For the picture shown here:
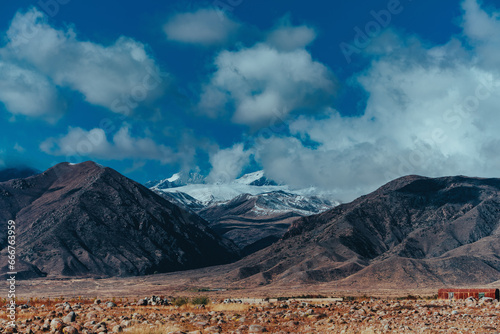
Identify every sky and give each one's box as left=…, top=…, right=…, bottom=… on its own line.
left=1, top=0, right=500, bottom=201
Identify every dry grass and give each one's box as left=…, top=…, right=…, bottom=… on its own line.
left=208, top=303, right=252, bottom=312
left=123, top=324, right=185, bottom=334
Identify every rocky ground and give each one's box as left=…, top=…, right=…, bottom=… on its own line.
left=1, top=295, right=500, bottom=333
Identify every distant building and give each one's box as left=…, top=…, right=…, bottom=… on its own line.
left=438, top=289, right=499, bottom=300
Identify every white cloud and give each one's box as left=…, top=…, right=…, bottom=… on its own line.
left=461, top=0, right=500, bottom=69
left=207, top=144, right=252, bottom=183
left=40, top=126, right=176, bottom=163
left=1, top=7, right=166, bottom=117
left=248, top=0, right=500, bottom=202
left=0, top=61, right=64, bottom=120
left=266, top=16, right=316, bottom=51
left=163, top=8, right=240, bottom=46
left=199, top=43, right=336, bottom=127
left=13, top=143, right=25, bottom=153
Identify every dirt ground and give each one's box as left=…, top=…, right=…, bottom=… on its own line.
left=2, top=294, right=500, bottom=333
left=1, top=275, right=499, bottom=333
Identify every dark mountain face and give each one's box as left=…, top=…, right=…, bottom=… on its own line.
left=0, top=166, right=38, bottom=182
left=227, top=175, right=500, bottom=287
left=0, top=162, right=239, bottom=279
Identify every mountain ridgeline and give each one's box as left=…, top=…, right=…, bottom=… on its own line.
left=224, top=175, right=500, bottom=287
left=148, top=171, right=335, bottom=254
left=2, top=161, right=500, bottom=289
left=0, top=162, right=239, bottom=279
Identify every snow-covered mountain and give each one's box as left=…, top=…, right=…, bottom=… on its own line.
left=145, top=171, right=204, bottom=189
left=233, top=170, right=277, bottom=186
left=148, top=170, right=338, bottom=254
left=149, top=170, right=324, bottom=206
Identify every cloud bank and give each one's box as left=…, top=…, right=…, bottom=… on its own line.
left=207, top=143, right=252, bottom=183
left=207, top=0, right=500, bottom=202
left=40, top=126, right=176, bottom=164
left=0, top=8, right=166, bottom=120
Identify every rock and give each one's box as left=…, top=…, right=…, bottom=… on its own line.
left=106, top=302, right=117, bottom=308
left=4, top=326, right=16, bottom=334
left=204, top=326, right=221, bottom=333
left=112, top=325, right=123, bottom=332
left=195, top=321, right=209, bottom=327
left=63, top=311, right=76, bottom=323
left=51, top=318, right=65, bottom=330
left=249, top=324, right=268, bottom=332
left=466, top=297, right=477, bottom=307
left=86, top=312, right=98, bottom=320
left=62, top=326, right=78, bottom=334
left=120, top=320, right=132, bottom=327
left=479, top=297, right=494, bottom=304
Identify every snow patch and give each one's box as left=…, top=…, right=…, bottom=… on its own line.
left=167, top=172, right=181, bottom=182
left=234, top=170, right=265, bottom=185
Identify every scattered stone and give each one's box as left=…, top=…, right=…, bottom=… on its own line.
left=113, top=325, right=123, bottom=332
left=249, top=324, right=267, bottom=332
left=63, top=311, right=76, bottom=323
left=62, top=326, right=78, bottom=334
left=50, top=318, right=64, bottom=330
left=204, top=325, right=222, bottom=333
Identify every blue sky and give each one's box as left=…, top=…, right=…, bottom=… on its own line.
left=1, top=0, right=500, bottom=200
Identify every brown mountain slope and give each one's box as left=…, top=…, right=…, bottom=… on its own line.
left=0, top=161, right=239, bottom=279
left=221, top=175, right=500, bottom=287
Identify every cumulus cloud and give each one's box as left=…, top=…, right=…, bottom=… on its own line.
left=40, top=126, right=176, bottom=163
left=199, top=43, right=336, bottom=127
left=163, top=8, right=240, bottom=46
left=266, top=16, right=316, bottom=51
left=1, top=7, right=166, bottom=118
left=207, top=144, right=252, bottom=183
left=461, top=0, right=500, bottom=69
left=246, top=0, right=500, bottom=202
left=0, top=61, right=65, bottom=120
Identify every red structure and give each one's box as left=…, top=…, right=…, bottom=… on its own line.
left=438, top=288, right=499, bottom=300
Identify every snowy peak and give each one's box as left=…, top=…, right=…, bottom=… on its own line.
left=149, top=169, right=338, bottom=255
left=234, top=170, right=277, bottom=186
left=146, top=170, right=277, bottom=190
left=145, top=171, right=205, bottom=190
left=167, top=172, right=181, bottom=183
left=148, top=169, right=337, bottom=210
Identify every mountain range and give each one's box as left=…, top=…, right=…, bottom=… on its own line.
left=0, top=162, right=238, bottom=279
left=3, top=162, right=500, bottom=289
left=219, top=175, right=500, bottom=288
left=148, top=170, right=335, bottom=254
